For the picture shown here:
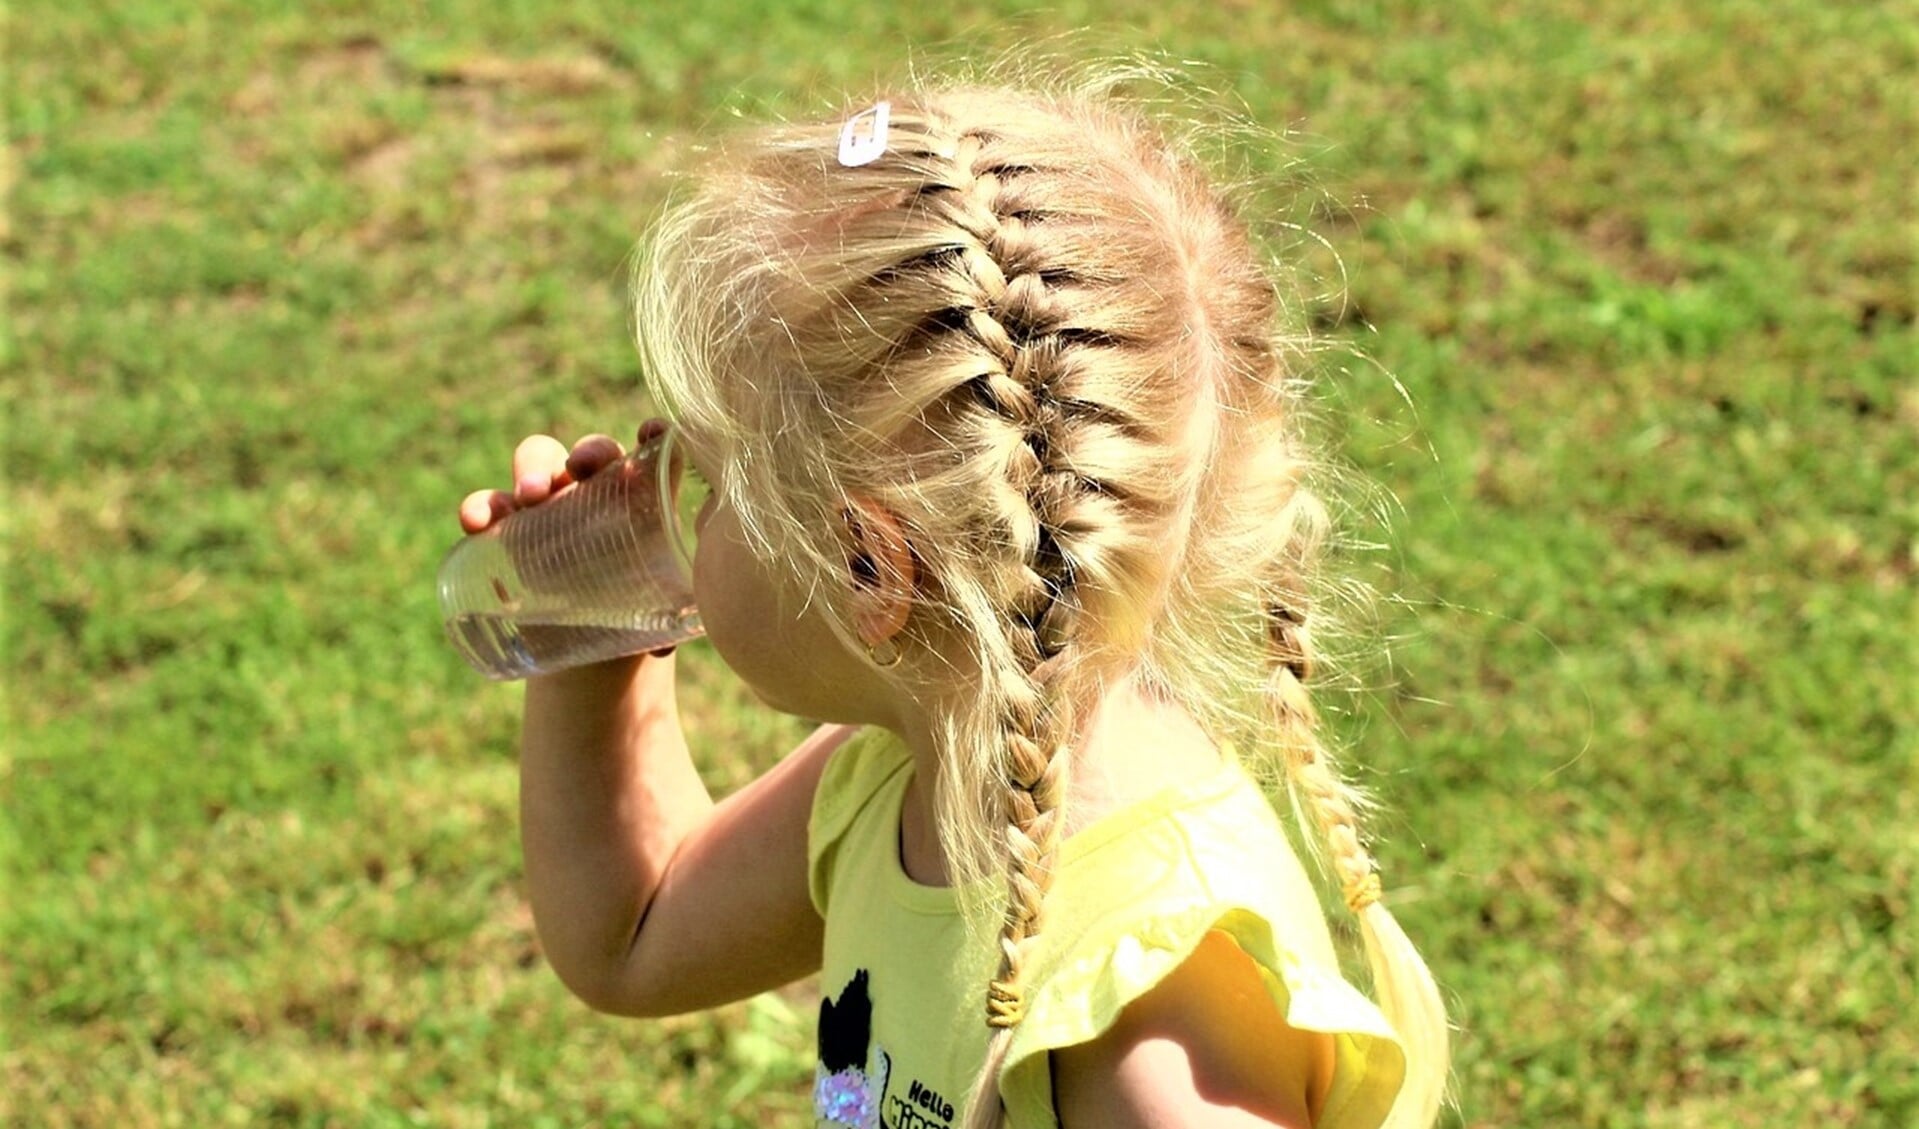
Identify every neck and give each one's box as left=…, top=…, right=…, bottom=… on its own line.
left=891, top=672, right=1220, bottom=886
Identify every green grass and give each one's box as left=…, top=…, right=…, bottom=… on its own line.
left=4, top=2, right=1913, bottom=1126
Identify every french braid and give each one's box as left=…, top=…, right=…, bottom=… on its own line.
left=926, top=130, right=1096, bottom=1125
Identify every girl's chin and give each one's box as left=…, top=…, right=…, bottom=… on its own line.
left=741, top=676, right=885, bottom=729
left=745, top=684, right=797, bottom=714
left=738, top=676, right=828, bottom=720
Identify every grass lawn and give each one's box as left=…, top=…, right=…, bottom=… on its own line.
left=5, top=2, right=1913, bottom=1126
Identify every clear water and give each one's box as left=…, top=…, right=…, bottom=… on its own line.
left=446, top=609, right=701, bottom=681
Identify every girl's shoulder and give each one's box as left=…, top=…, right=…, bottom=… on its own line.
left=805, top=725, right=914, bottom=915
left=808, top=724, right=911, bottom=832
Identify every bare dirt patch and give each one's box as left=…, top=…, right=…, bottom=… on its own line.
left=414, top=51, right=622, bottom=96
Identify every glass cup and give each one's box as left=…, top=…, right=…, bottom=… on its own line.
left=438, top=428, right=705, bottom=680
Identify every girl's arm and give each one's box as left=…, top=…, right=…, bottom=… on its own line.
left=1052, top=931, right=1334, bottom=1129
left=519, top=656, right=847, bottom=1017
left=471, top=432, right=840, bottom=1017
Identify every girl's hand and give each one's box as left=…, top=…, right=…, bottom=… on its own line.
left=456, top=421, right=669, bottom=534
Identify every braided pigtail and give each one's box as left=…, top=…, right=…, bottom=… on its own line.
left=1261, top=590, right=1448, bottom=1129
left=1183, top=303, right=1450, bottom=1124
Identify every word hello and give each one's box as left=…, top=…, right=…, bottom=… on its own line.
left=887, top=1078, right=956, bottom=1127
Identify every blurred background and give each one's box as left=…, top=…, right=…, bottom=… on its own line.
left=4, top=2, right=1912, bottom=1126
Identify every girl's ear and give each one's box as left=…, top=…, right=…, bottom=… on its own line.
left=840, top=496, right=917, bottom=648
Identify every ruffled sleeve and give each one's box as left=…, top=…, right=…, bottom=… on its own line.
left=994, top=767, right=1407, bottom=1129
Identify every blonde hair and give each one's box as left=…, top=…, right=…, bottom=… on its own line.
left=633, top=65, right=1447, bottom=1129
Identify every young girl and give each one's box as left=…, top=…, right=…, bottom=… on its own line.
left=458, top=72, right=1447, bottom=1129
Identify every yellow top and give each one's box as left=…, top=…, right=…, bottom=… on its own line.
left=807, top=726, right=1405, bottom=1129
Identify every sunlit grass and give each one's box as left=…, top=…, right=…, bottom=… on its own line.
left=5, top=2, right=1913, bottom=1126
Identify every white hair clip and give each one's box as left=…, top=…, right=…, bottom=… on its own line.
left=837, top=101, right=891, bottom=168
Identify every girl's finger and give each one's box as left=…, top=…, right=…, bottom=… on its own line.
left=459, top=489, right=515, bottom=534
left=512, top=434, right=572, bottom=506
left=636, top=418, right=669, bottom=446
left=566, top=433, right=626, bottom=481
